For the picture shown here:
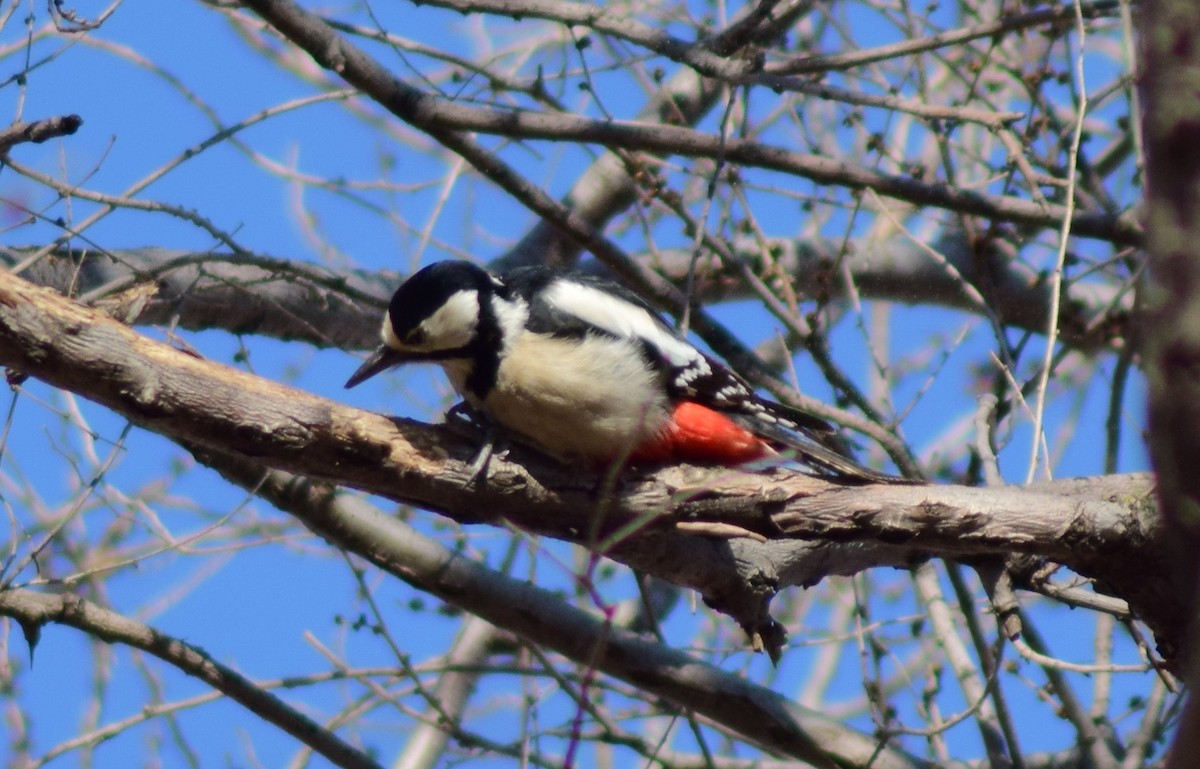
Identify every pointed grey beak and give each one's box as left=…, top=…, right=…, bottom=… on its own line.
left=345, top=346, right=407, bottom=389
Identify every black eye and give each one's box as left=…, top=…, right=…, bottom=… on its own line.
left=404, top=328, right=426, bottom=346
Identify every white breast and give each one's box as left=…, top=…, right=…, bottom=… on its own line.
left=442, top=332, right=670, bottom=462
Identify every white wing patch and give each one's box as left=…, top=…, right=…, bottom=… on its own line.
left=544, top=280, right=708, bottom=372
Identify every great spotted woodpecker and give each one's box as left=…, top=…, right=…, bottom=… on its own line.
left=345, top=260, right=898, bottom=482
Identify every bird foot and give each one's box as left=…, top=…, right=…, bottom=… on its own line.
left=444, top=402, right=508, bottom=488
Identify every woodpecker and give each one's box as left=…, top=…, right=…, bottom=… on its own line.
left=345, top=260, right=898, bottom=483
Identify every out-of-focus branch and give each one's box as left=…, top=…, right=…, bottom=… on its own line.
left=0, top=589, right=385, bottom=769
left=770, top=0, right=1118, bottom=74
left=599, top=234, right=1132, bottom=354
left=239, top=0, right=1139, bottom=246
left=0, top=114, right=82, bottom=152
left=391, top=616, right=499, bottom=769
left=494, top=0, right=811, bottom=271
left=5, top=246, right=390, bottom=350
left=410, top=0, right=1021, bottom=126
left=187, top=447, right=930, bottom=769
left=1141, top=0, right=1200, bottom=762
left=3, top=233, right=1130, bottom=369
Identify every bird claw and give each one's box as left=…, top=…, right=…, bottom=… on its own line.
left=445, top=402, right=507, bottom=488
left=445, top=401, right=484, bottom=429
left=464, top=432, right=499, bottom=488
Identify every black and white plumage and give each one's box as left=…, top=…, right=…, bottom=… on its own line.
left=345, top=260, right=898, bottom=482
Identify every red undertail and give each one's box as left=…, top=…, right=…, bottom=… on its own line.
left=629, top=402, right=769, bottom=465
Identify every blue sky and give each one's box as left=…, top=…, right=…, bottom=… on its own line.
left=0, top=0, right=1156, bottom=766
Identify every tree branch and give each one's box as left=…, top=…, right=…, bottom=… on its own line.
left=0, top=588, right=385, bottom=769
left=492, top=0, right=807, bottom=272
left=239, top=0, right=1139, bottom=246
left=6, top=246, right=389, bottom=350
left=0, top=114, right=82, bottom=152
left=409, top=0, right=1021, bottom=126
left=0, top=264, right=1176, bottom=666
left=187, top=448, right=931, bottom=769
left=1142, top=0, right=1200, bottom=759
left=3, top=231, right=1129, bottom=377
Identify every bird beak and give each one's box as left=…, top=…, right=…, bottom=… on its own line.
left=345, top=346, right=407, bottom=389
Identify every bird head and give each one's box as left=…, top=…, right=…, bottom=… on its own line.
left=345, top=261, right=502, bottom=389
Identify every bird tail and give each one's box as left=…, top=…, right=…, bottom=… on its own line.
left=729, top=401, right=912, bottom=484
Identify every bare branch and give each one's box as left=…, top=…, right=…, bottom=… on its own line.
left=186, top=448, right=931, bottom=769
left=0, top=588, right=385, bottom=769
left=0, top=114, right=82, bottom=152
left=0, top=263, right=1176, bottom=666
left=413, top=0, right=1022, bottom=125
left=2, top=234, right=1132, bottom=360
left=770, top=0, right=1119, bottom=75
left=239, top=0, right=1140, bottom=246
left=5, top=246, right=389, bottom=350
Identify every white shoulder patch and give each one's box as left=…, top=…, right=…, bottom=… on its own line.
left=544, top=280, right=704, bottom=369
left=490, top=294, right=529, bottom=353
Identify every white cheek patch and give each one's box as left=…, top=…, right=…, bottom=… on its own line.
left=383, top=289, right=479, bottom=353
left=382, top=315, right=401, bottom=348
left=419, top=289, right=479, bottom=351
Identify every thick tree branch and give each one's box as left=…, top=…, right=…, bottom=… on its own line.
left=4, top=234, right=1129, bottom=371
left=1142, top=0, right=1200, bottom=760
left=188, top=449, right=930, bottom=769
left=6, top=246, right=388, bottom=350
left=5, top=244, right=925, bottom=478
left=0, top=268, right=1176, bottom=665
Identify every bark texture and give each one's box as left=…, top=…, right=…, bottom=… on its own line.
left=0, top=269, right=1176, bottom=666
